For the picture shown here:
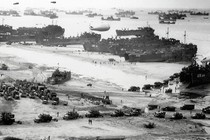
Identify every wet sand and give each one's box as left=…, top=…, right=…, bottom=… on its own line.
left=0, top=44, right=188, bottom=89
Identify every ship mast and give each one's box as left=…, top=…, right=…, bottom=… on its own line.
left=184, top=30, right=186, bottom=44
left=166, top=27, right=169, bottom=39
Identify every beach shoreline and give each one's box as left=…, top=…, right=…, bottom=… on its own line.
left=0, top=43, right=188, bottom=90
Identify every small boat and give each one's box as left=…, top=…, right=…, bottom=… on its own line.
left=159, top=20, right=176, bottom=24
left=86, top=14, right=95, bottom=18
left=130, top=16, right=139, bottom=19
left=49, top=14, right=58, bottom=19
left=12, top=14, right=21, bottom=17
left=66, top=11, right=83, bottom=15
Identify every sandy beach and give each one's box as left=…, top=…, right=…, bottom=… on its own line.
left=0, top=43, right=210, bottom=140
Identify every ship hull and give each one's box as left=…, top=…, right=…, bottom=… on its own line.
left=116, top=27, right=154, bottom=36
left=83, top=27, right=197, bottom=63
left=125, top=53, right=165, bottom=62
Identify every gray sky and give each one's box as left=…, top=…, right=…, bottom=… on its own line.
left=1, top=0, right=210, bottom=9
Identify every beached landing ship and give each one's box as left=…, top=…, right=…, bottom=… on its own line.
left=116, top=27, right=154, bottom=36
left=2, top=24, right=101, bottom=46
left=0, top=25, right=14, bottom=42
left=179, top=58, right=210, bottom=88
left=83, top=27, right=197, bottom=63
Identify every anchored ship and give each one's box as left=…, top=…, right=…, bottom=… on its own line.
left=115, top=10, right=135, bottom=18
left=159, top=14, right=176, bottom=24
left=190, top=11, right=209, bottom=16
left=65, top=11, right=83, bottom=15
left=148, top=11, right=164, bottom=15
left=101, top=16, right=121, bottom=21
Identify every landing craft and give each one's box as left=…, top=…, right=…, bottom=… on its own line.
left=90, top=24, right=110, bottom=32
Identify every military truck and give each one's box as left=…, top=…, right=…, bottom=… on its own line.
left=0, top=112, right=15, bottom=125
left=128, top=86, right=140, bottom=92
left=63, top=111, right=80, bottom=120
left=52, top=97, right=59, bottom=105
left=171, top=112, right=184, bottom=120
left=0, top=64, right=8, bottom=70
left=191, top=113, right=206, bottom=119
left=180, top=104, right=195, bottom=110
left=48, top=92, right=57, bottom=100
left=111, top=110, right=124, bottom=117
left=165, top=88, right=172, bottom=93
left=85, top=110, right=103, bottom=118
left=154, top=111, right=166, bottom=118
left=202, top=106, right=210, bottom=114
left=4, top=95, right=13, bottom=101
left=34, top=114, right=52, bottom=123
left=20, top=92, right=27, bottom=98
left=148, top=104, right=158, bottom=110
left=12, top=90, right=20, bottom=99
left=162, top=106, right=176, bottom=111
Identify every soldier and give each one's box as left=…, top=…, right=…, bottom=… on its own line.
left=88, top=119, right=92, bottom=125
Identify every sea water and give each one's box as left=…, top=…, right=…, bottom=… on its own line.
left=0, top=8, right=210, bottom=89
